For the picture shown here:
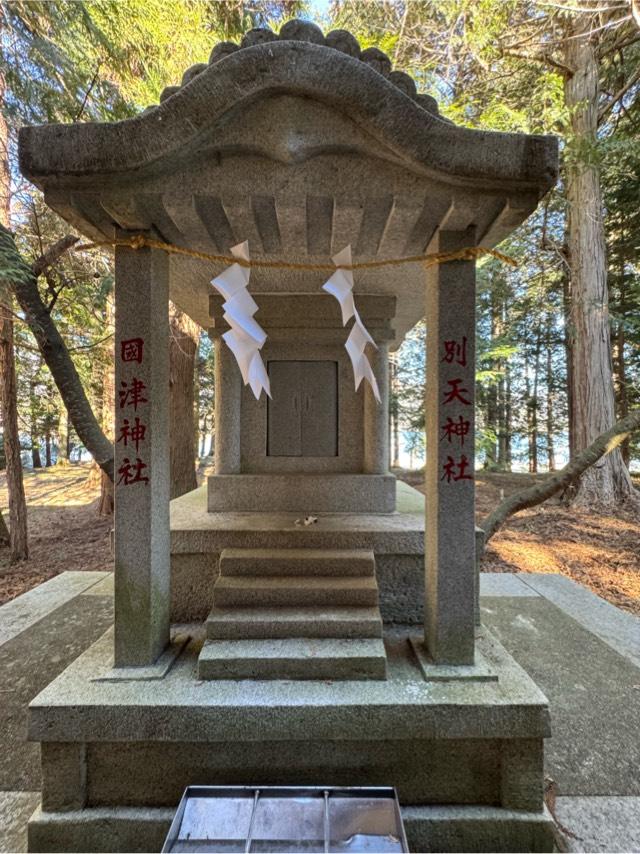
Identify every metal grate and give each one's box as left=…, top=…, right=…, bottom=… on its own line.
left=162, top=786, right=409, bottom=854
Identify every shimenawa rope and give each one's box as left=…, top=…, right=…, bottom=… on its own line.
left=76, top=234, right=517, bottom=271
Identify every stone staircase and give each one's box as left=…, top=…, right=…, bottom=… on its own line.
left=197, top=548, right=387, bottom=680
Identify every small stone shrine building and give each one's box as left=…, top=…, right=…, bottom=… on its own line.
left=19, top=21, right=558, bottom=854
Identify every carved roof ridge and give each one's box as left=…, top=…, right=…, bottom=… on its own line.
left=151, top=19, right=441, bottom=118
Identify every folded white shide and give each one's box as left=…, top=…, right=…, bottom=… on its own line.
left=210, top=241, right=271, bottom=400
left=323, top=245, right=381, bottom=403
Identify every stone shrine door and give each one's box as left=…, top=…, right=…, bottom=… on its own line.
left=267, top=360, right=338, bottom=457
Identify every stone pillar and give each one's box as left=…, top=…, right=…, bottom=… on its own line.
left=424, top=228, right=476, bottom=665
left=114, top=240, right=170, bottom=666
left=214, top=337, right=242, bottom=474
left=363, top=342, right=390, bottom=474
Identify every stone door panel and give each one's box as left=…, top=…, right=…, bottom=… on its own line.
left=267, top=361, right=338, bottom=457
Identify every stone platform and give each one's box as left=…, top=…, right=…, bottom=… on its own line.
left=207, top=473, right=397, bottom=513
left=3, top=571, right=639, bottom=853
left=26, top=623, right=552, bottom=852
left=171, top=480, right=485, bottom=624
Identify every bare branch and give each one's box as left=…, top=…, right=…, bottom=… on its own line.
left=32, top=234, right=79, bottom=277
left=480, top=409, right=640, bottom=542
left=598, top=64, right=640, bottom=122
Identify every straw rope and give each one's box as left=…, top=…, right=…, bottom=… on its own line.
left=76, top=233, right=517, bottom=271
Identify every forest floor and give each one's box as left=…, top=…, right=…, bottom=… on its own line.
left=398, top=467, right=640, bottom=615
left=0, top=463, right=638, bottom=614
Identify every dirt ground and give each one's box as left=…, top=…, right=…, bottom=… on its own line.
left=399, top=468, right=640, bottom=615
left=0, top=463, right=638, bottom=615
left=0, top=465, right=112, bottom=605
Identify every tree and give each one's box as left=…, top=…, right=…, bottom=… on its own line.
left=0, top=58, right=28, bottom=560
left=333, top=0, right=640, bottom=495
left=481, top=408, right=640, bottom=541
left=561, top=7, right=639, bottom=506
left=1, top=1, right=307, bottom=518
left=169, top=305, right=199, bottom=499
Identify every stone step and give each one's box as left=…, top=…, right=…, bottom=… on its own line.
left=220, top=548, right=375, bottom=577
left=197, top=637, right=387, bottom=681
left=213, top=575, right=379, bottom=608
left=206, top=605, right=383, bottom=640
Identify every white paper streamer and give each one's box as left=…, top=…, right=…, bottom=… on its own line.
left=211, top=241, right=271, bottom=400
left=322, top=245, right=381, bottom=403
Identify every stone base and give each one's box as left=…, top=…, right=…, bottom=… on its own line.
left=28, top=804, right=555, bottom=853
left=207, top=473, right=396, bottom=513
left=27, top=626, right=553, bottom=853
left=171, top=481, right=484, bottom=624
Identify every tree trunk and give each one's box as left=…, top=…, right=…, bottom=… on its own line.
left=169, top=304, right=199, bottom=499
left=525, top=363, right=536, bottom=473
left=0, top=68, right=28, bottom=561
left=613, top=247, right=630, bottom=467
left=44, top=428, right=52, bottom=466
left=0, top=227, right=114, bottom=481
left=0, top=509, right=9, bottom=546
left=615, top=322, right=630, bottom=467
left=529, top=331, right=542, bottom=474
left=98, top=291, right=114, bottom=515
left=563, top=21, right=637, bottom=506
left=561, top=261, right=575, bottom=461
left=199, top=413, right=208, bottom=459
left=485, top=290, right=500, bottom=469
left=389, top=355, right=400, bottom=467
left=505, top=362, right=512, bottom=470
left=546, top=327, right=556, bottom=472
left=57, top=407, right=70, bottom=465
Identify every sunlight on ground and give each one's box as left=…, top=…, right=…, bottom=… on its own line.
left=0, top=465, right=99, bottom=509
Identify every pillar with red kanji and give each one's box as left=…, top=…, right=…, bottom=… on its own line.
left=424, top=228, right=477, bottom=665
left=114, top=238, right=170, bottom=667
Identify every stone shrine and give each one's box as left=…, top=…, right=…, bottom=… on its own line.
left=19, top=20, right=558, bottom=853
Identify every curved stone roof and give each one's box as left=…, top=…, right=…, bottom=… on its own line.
left=17, top=20, right=558, bottom=340
left=151, top=20, right=441, bottom=118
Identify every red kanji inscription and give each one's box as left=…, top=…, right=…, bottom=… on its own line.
left=121, top=338, right=144, bottom=364
left=441, top=454, right=474, bottom=483
left=119, top=378, right=148, bottom=411
left=117, top=417, right=147, bottom=453
left=442, top=378, right=471, bottom=407
left=117, top=456, right=149, bottom=486
left=441, top=416, right=470, bottom=447
left=442, top=336, right=467, bottom=367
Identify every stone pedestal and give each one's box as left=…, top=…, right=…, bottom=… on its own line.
left=26, top=626, right=554, bottom=853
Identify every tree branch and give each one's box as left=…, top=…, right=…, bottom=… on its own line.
left=598, top=65, right=640, bottom=123
left=0, top=225, right=114, bottom=480
left=480, top=409, right=640, bottom=542
left=500, top=47, right=574, bottom=77
left=32, top=234, right=79, bottom=277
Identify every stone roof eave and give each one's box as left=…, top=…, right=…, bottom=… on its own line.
left=19, top=41, right=558, bottom=198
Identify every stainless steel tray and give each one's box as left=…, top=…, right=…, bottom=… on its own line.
left=162, top=785, right=409, bottom=853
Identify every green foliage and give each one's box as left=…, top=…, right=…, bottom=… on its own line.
left=332, top=0, right=639, bottom=472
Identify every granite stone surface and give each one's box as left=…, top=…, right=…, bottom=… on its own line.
left=554, top=796, right=640, bottom=853
left=0, top=572, right=108, bottom=647
left=28, top=626, right=550, bottom=745
left=3, top=572, right=638, bottom=853
left=0, top=791, right=40, bottom=854
left=481, top=596, right=640, bottom=796
left=0, top=591, right=113, bottom=791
